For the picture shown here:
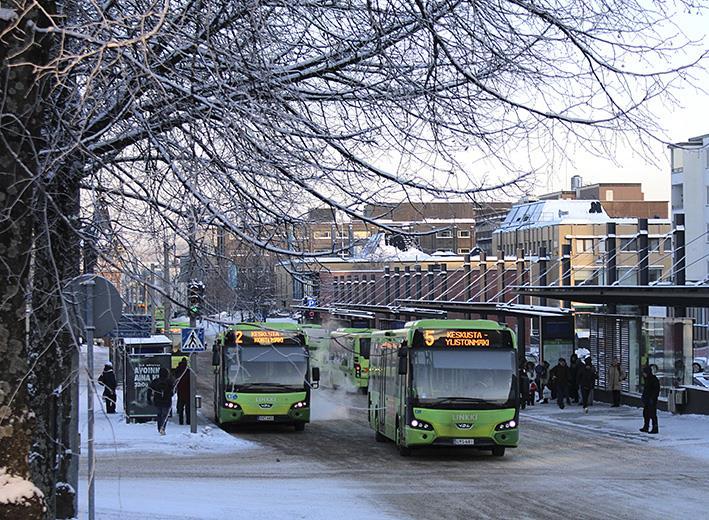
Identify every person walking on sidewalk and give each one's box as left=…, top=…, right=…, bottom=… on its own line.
left=550, top=358, right=571, bottom=409
left=609, top=358, right=626, bottom=407
left=640, top=365, right=660, bottom=434
left=148, top=367, right=175, bottom=435
left=174, top=357, right=191, bottom=425
left=569, top=354, right=581, bottom=403
left=519, top=367, right=530, bottom=410
left=98, top=363, right=117, bottom=414
left=534, top=361, right=547, bottom=403
left=579, top=357, right=596, bottom=413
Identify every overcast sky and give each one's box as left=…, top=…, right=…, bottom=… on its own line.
left=542, top=8, right=708, bottom=202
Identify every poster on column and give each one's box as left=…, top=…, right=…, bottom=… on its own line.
left=124, top=353, right=172, bottom=420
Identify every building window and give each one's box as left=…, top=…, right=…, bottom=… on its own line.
left=353, top=230, right=370, bottom=239
left=671, top=147, right=684, bottom=173
left=576, top=238, right=594, bottom=253
left=605, top=190, right=614, bottom=201
left=458, top=230, right=471, bottom=239
left=706, top=185, right=709, bottom=205
left=436, top=230, right=453, bottom=239
left=458, top=248, right=470, bottom=254
left=620, top=238, right=637, bottom=251
left=649, top=268, right=663, bottom=284
left=313, top=230, right=331, bottom=239
left=662, top=237, right=672, bottom=253
left=649, top=238, right=660, bottom=252
left=617, top=267, right=638, bottom=285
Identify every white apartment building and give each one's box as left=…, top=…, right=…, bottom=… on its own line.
left=670, top=133, right=709, bottom=283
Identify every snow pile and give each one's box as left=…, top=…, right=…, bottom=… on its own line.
left=0, top=468, right=43, bottom=506
left=359, top=233, right=435, bottom=262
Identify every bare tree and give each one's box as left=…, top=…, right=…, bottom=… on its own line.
left=1, top=0, right=706, bottom=517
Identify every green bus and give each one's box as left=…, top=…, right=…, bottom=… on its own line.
left=368, top=319, right=518, bottom=456
left=328, top=328, right=373, bottom=394
left=212, top=322, right=320, bottom=431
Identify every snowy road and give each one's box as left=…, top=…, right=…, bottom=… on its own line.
left=81, top=354, right=709, bottom=519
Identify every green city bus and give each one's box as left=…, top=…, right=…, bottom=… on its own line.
left=368, top=319, right=518, bottom=456
left=328, top=328, right=373, bottom=394
left=212, top=322, right=320, bottom=431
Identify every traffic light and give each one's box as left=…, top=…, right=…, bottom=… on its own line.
left=187, top=280, right=205, bottom=318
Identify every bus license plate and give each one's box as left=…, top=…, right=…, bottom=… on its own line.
left=453, top=438, right=476, bottom=446
left=257, top=415, right=275, bottom=421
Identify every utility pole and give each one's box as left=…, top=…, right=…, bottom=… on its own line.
left=163, top=242, right=171, bottom=330
left=188, top=212, right=199, bottom=434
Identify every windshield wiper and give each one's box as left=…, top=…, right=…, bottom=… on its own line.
left=427, top=397, right=488, bottom=405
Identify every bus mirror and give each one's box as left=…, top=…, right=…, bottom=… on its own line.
left=312, top=366, right=320, bottom=382
left=212, top=344, right=220, bottom=366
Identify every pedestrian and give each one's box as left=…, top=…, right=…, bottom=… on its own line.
left=640, top=365, right=660, bottom=434
left=569, top=354, right=581, bottom=403
left=519, top=367, right=530, bottom=410
left=525, top=362, right=536, bottom=407
left=98, top=363, right=117, bottom=414
left=534, top=361, right=546, bottom=402
left=608, top=357, right=626, bottom=407
left=174, top=357, right=191, bottom=425
left=550, top=358, right=571, bottom=409
left=579, top=357, right=596, bottom=413
left=541, top=361, right=550, bottom=403
left=148, top=367, right=175, bottom=435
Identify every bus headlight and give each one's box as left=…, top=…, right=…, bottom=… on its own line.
left=495, top=419, right=517, bottom=431
left=224, top=401, right=241, bottom=409
left=291, top=401, right=308, bottom=409
left=410, top=419, right=433, bottom=430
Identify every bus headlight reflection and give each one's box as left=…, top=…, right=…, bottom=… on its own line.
left=410, top=419, right=432, bottom=430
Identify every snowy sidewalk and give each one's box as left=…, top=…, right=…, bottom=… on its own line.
left=521, top=398, right=709, bottom=461
left=79, top=345, right=254, bottom=455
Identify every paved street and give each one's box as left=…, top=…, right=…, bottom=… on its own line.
left=84, top=374, right=709, bottom=519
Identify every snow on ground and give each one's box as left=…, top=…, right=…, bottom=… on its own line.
left=78, top=477, right=400, bottom=520
left=522, top=399, right=709, bottom=461
left=80, top=346, right=254, bottom=455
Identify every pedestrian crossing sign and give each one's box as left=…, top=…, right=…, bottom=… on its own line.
left=181, top=327, right=206, bottom=352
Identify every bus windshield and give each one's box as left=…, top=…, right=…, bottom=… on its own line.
left=224, top=345, right=308, bottom=391
left=412, top=349, right=515, bottom=407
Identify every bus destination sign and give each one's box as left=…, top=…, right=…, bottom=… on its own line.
left=233, top=329, right=302, bottom=346
left=422, top=329, right=493, bottom=348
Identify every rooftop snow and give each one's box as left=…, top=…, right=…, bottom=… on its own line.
left=498, top=199, right=612, bottom=231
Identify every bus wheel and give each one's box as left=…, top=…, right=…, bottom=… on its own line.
left=491, top=446, right=505, bottom=457
left=359, top=387, right=368, bottom=395
left=294, top=422, right=305, bottom=432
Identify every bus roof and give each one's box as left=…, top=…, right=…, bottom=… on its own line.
left=226, top=322, right=303, bottom=332
left=403, top=319, right=510, bottom=330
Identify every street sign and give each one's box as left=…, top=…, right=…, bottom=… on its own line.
left=63, top=274, right=121, bottom=337
left=181, top=327, right=206, bottom=352
left=107, top=314, right=152, bottom=338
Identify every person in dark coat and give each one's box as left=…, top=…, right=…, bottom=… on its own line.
left=519, top=367, right=530, bottom=410
left=148, top=367, right=175, bottom=435
left=174, top=357, right=191, bottom=425
left=640, top=365, right=660, bottom=434
left=534, top=361, right=548, bottom=403
left=550, top=358, right=570, bottom=409
left=578, top=357, right=597, bottom=413
left=569, top=354, right=581, bottom=403
left=98, top=363, right=117, bottom=414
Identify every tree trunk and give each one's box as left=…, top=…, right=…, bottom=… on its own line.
left=0, top=1, right=54, bottom=517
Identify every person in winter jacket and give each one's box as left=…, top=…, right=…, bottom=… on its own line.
left=174, top=357, right=191, bottom=425
left=519, top=367, right=530, bottom=410
left=608, top=357, right=626, bottom=407
left=569, top=354, right=581, bottom=403
left=578, top=357, right=597, bottom=413
left=549, top=358, right=571, bottom=409
left=98, top=363, right=117, bottom=414
left=148, top=367, right=175, bottom=435
left=640, top=365, right=660, bottom=434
